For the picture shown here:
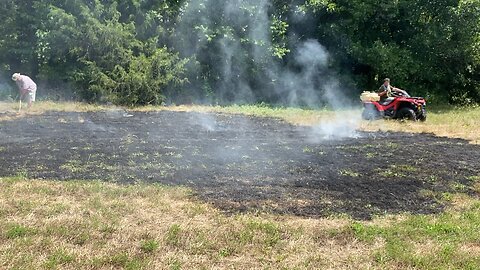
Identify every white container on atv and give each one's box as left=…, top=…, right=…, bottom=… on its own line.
left=360, top=91, right=380, bottom=102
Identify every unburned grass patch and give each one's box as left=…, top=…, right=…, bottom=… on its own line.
left=5, top=224, right=35, bottom=239
left=0, top=177, right=373, bottom=269
left=347, top=205, right=480, bottom=269
left=467, top=175, right=480, bottom=182
left=165, top=224, right=182, bottom=247
left=140, top=239, right=160, bottom=253
left=1, top=177, right=479, bottom=269
left=44, top=249, right=75, bottom=269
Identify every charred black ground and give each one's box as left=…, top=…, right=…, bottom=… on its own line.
left=1, top=111, right=479, bottom=219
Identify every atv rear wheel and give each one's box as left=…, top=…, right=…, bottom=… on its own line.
left=397, top=107, right=417, bottom=121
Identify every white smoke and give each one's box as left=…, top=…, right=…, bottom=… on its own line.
left=177, top=0, right=360, bottom=140
left=276, top=40, right=361, bottom=140
left=0, top=73, right=15, bottom=101
left=275, top=39, right=330, bottom=107
left=308, top=113, right=361, bottom=142
left=191, top=112, right=218, bottom=131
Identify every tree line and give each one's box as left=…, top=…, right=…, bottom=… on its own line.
left=0, top=0, right=479, bottom=106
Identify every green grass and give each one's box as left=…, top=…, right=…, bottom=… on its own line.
left=339, top=169, right=361, bottom=177
left=6, top=224, right=34, bottom=239
left=467, top=175, right=480, bottom=181
left=349, top=204, right=480, bottom=269
left=44, top=249, right=75, bottom=269
left=140, top=239, right=160, bottom=253
left=377, top=164, right=421, bottom=178
left=165, top=224, right=181, bottom=247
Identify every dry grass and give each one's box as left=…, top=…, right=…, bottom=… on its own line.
left=459, top=243, right=480, bottom=256
left=1, top=177, right=479, bottom=269
left=0, top=101, right=105, bottom=121
left=0, top=178, right=378, bottom=269
left=0, top=100, right=105, bottom=113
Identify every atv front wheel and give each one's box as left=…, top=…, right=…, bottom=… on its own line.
left=418, top=108, right=427, bottom=122
left=397, top=107, right=417, bottom=121
left=418, top=113, right=427, bottom=122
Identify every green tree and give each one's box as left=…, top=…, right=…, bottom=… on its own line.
left=301, top=0, right=480, bottom=103
left=0, top=0, right=478, bottom=105
left=0, top=0, right=46, bottom=75
left=37, top=0, right=187, bottom=104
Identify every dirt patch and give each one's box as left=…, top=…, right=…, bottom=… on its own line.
left=1, top=111, right=479, bottom=219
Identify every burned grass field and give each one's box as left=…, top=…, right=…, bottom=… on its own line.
left=1, top=110, right=479, bottom=219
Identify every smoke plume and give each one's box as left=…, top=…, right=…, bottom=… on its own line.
left=176, top=0, right=360, bottom=139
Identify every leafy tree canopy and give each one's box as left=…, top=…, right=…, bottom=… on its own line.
left=0, top=0, right=478, bottom=105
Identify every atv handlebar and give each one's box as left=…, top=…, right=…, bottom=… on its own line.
left=390, top=89, right=410, bottom=98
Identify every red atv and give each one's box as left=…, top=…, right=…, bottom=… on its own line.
left=361, top=91, right=427, bottom=121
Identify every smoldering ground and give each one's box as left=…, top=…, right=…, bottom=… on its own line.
left=1, top=111, right=480, bottom=219
left=3, top=0, right=469, bottom=221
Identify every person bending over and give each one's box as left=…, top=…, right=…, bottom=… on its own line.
left=12, top=73, right=37, bottom=109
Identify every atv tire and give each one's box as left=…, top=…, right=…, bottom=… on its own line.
left=418, top=109, right=427, bottom=122
left=397, top=107, right=417, bottom=121
left=418, top=113, right=427, bottom=122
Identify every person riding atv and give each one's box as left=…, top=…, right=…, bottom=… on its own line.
left=378, top=78, right=409, bottom=103
left=360, top=78, right=427, bottom=121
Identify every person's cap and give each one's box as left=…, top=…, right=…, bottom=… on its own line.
left=384, top=78, right=390, bottom=82
left=12, top=73, right=21, bottom=81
